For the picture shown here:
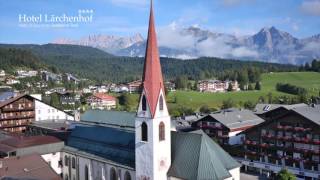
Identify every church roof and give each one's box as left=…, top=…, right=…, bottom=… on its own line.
left=65, top=125, right=135, bottom=168
left=142, top=1, right=165, bottom=118
left=168, top=130, right=241, bottom=180
left=81, top=110, right=135, bottom=129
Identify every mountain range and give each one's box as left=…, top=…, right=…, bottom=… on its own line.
left=53, top=26, right=320, bottom=65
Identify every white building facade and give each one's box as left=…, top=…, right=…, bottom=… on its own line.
left=35, top=99, right=74, bottom=121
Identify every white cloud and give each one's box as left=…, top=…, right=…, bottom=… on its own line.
left=301, top=0, right=320, bottom=16
left=157, top=22, right=259, bottom=59
left=222, top=0, right=255, bottom=7
left=157, top=22, right=196, bottom=50
left=109, top=0, right=148, bottom=8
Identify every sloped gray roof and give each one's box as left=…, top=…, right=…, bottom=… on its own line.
left=65, top=125, right=135, bottom=168
left=254, top=103, right=307, bottom=114
left=292, top=105, right=320, bottom=125
left=168, top=130, right=240, bottom=180
left=80, top=110, right=135, bottom=129
left=207, top=109, right=264, bottom=130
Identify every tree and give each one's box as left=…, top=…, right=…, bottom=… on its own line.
left=248, top=84, right=254, bottom=91
left=227, top=82, right=233, bottom=92
left=255, top=81, right=261, bottom=90
left=221, top=98, right=235, bottom=109
left=237, top=70, right=249, bottom=90
left=276, top=169, right=296, bottom=180
left=304, top=62, right=310, bottom=71
left=193, top=80, right=198, bottom=91
left=175, top=76, right=188, bottom=90
left=50, top=93, right=61, bottom=108
left=267, top=92, right=273, bottom=103
left=199, top=105, right=211, bottom=114
left=244, top=101, right=256, bottom=110
left=118, top=93, right=136, bottom=111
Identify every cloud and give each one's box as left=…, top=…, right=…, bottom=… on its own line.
left=157, top=22, right=259, bottom=59
left=109, top=0, right=148, bottom=8
left=222, top=0, right=255, bottom=7
left=301, top=0, right=320, bottom=16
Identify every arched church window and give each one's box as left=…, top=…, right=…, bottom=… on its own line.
left=85, top=165, right=89, bottom=180
left=72, top=157, right=75, bottom=169
left=159, top=95, right=164, bottom=111
left=124, top=171, right=131, bottom=180
left=110, top=167, right=117, bottom=180
left=159, top=122, right=165, bottom=141
left=141, top=122, right=148, bottom=142
left=142, top=95, right=147, bottom=111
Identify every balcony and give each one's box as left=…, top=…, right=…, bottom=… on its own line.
left=0, top=114, right=35, bottom=121
left=2, top=106, right=34, bottom=112
left=0, top=122, right=31, bottom=128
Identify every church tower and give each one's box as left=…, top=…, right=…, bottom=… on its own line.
left=135, top=1, right=171, bottom=180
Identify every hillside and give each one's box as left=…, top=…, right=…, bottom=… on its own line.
left=0, top=44, right=298, bottom=83
left=0, top=48, right=46, bottom=74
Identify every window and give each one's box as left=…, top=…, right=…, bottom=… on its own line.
left=64, top=156, right=68, bottom=166
left=142, top=95, right=147, bottom=111
left=110, top=167, right=117, bottom=180
left=72, top=157, right=75, bottom=169
left=85, top=165, right=89, bottom=180
left=124, top=171, right=131, bottom=180
left=159, top=122, right=165, bottom=141
left=159, top=95, right=164, bottom=111
left=141, top=122, right=148, bottom=142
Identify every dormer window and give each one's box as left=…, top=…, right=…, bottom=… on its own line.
left=159, top=95, right=164, bottom=111
left=142, top=95, right=147, bottom=111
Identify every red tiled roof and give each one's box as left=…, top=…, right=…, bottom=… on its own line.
left=0, top=153, right=61, bottom=180
left=0, top=135, right=62, bottom=148
left=93, top=93, right=116, bottom=101
left=142, top=1, right=166, bottom=118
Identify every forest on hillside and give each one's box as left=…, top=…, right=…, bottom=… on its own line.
left=0, top=44, right=300, bottom=83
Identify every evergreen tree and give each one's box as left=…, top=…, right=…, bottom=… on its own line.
left=221, top=98, right=235, bottom=109
left=227, top=82, right=233, bottom=92
left=255, top=81, right=261, bottom=90
left=248, top=84, right=254, bottom=91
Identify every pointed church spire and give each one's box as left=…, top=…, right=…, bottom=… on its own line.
left=142, top=0, right=166, bottom=118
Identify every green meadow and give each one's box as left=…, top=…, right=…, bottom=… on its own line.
left=115, top=72, right=320, bottom=111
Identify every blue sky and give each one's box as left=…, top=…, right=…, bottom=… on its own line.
left=0, top=0, right=320, bottom=44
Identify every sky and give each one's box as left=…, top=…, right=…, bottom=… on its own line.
left=0, top=0, right=320, bottom=44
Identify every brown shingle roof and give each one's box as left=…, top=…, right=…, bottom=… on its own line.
left=0, top=136, right=62, bottom=148
left=0, top=153, right=61, bottom=180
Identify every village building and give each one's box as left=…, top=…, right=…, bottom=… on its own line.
left=0, top=70, right=5, bottom=82
left=42, top=71, right=62, bottom=83
left=61, top=3, right=241, bottom=180
left=192, top=109, right=265, bottom=145
left=0, top=133, right=64, bottom=175
left=16, top=70, right=38, bottom=78
left=0, top=94, right=75, bottom=133
left=5, top=77, right=20, bottom=85
left=198, top=80, right=239, bottom=92
left=0, top=153, right=62, bottom=180
left=86, top=93, right=116, bottom=110
left=254, top=103, right=307, bottom=120
left=239, top=105, right=320, bottom=179
left=126, top=80, right=142, bottom=93
left=62, top=73, right=80, bottom=84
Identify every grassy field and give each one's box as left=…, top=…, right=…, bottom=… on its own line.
left=165, top=72, right=320, bottom=110
left=115, top=72, right=320, bottom=111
